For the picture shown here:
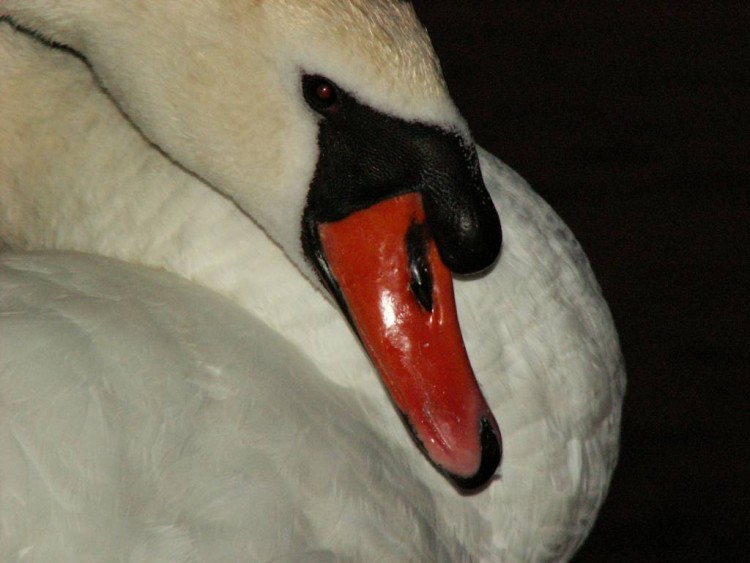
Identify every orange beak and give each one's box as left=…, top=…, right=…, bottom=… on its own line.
left=317, top=192, right=500, bottom=491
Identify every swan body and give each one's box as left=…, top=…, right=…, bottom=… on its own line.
left=1, top=250, right=463, bottom=561
left=0, top=3, right=625, bottom=560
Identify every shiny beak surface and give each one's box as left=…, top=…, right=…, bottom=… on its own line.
left=317, top=192, right=501, bottom=491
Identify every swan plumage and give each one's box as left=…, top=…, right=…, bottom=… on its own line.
left=1, top=251, right=463, bottom=561
left=0, top=3, right=624, bottom=560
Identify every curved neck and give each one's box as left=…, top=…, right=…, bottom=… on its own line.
left=0, top=18, right=383, bottom=403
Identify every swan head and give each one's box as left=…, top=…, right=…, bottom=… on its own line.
left=8, top=0, right=502, bottom=491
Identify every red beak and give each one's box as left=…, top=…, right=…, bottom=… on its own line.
left=318, top=192, right=501, bottom=490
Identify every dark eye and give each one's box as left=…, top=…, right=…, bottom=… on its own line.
left=303, top=75, right=341, bottom=115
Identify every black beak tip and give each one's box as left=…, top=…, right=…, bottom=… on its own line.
left=445, top=416, right=502, bottom=495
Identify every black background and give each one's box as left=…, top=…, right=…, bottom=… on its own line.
left=412, top=2, right=748, bottom=561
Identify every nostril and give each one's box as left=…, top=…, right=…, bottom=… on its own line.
left=405, top=221, right=433, bottom=312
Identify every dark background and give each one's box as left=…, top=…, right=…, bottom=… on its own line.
left=412, top=2, right=748, bottom=561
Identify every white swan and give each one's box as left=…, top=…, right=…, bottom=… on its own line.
left=0, top=1, right=625, bottom=560
left=2, top=250, right=471, bottom=561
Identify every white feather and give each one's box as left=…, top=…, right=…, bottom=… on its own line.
left=0, top=8, right=624, bottom=561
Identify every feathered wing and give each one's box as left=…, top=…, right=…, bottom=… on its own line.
left=1, top=251, right=474, bottom=561
left=462, top=150, right=626, bottom=558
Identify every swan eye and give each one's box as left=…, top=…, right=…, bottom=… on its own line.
left=303, top=75, right=341, bottom=115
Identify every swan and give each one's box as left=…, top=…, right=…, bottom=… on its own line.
left=0, top=1, right=625, bottom=560
left=2, top=249, right=479, bottom=561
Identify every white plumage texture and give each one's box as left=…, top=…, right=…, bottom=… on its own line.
left=0, top=4, right=625, bottom=560
left=1, top=252, right=455, bottom=561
